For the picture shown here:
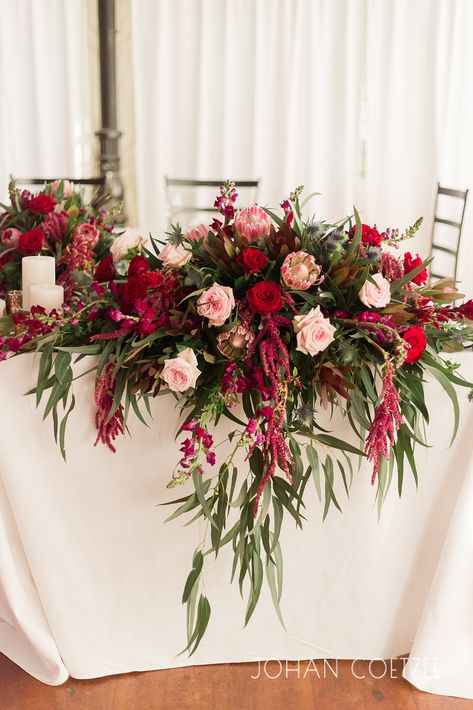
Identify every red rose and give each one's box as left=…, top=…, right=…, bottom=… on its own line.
left=128, top=255, right=149, bottom=277
left=237, top=247, right=268, bottom=275
left=122, top=276, right=149, bottom=305
left=18, top=228, right=44, bottom=255
left=247, top=281, right=283, bottom=314
left=403, top=252, right=428, bottom=285
left=94, top=255, right=116, bottom=282
left=403, top=326, right=427, bottom=363
left=27, top=194, right=57, bottom=215
left=350, top=223, right=382, bottom=247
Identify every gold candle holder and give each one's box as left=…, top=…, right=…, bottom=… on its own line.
left=6, top=290, right=23, bottom=315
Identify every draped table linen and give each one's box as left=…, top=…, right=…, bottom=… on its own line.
left=0, top=352, right=473, bottom=698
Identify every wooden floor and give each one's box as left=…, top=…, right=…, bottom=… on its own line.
left=1, top=654, right=472, bottom=710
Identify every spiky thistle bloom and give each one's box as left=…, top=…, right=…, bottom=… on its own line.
left=305, top=220, right=327, bottom=241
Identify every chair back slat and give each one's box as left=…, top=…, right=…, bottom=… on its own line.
left=14, top=177, right=105, bottom=187
left=437, top=185, right=468, bottom=199
left=429, top=182, right=468, bottom=282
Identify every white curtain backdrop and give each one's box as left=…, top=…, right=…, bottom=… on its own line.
left=437, top=0, right=473, bottom=290
left=129, top=0, right=473, bottom=290
left=0, top=0, right=472, bottom=288
left=130, top=0, right=366, bottom=232
left=0, top=0, right=96, bottom=193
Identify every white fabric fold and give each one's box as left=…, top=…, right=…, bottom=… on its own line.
left=0, top=352, right=472, bottom=695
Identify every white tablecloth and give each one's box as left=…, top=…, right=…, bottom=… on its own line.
left=1, top=353, right=473, bottom=697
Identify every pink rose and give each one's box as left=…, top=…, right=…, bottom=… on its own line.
left=197, top=283, right=235, bottom=326
left=1, top=227, right=22, bottom=247
left=158, top=242, right=191, bottom=268
left=161, top=348, right=200, bottom=392
left=359, top=273, right=391, bottom=308
left=292, top=306, right=336, bottom=356
left=73, top=223, right=100, bottom=247
left=51, top=180, right=75, bottom=198
left=110, top=229, right=148, bottom=262
left=186, top=224, right=209, bottom=241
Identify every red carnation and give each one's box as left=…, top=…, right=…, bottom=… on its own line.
left=27, top=194, right=57, bottom=215
left=144, top=271, right=161, bottom=289
left=403, top=252, right=428, bottom=285
left=237, top=247, right=268, bottom=275
left=128, top=255, right=149, bottom=277
left=403, top=326, right=427, bottom=363
left=247, top=281, right=283, bottom=314
left=456, top=299, right=473, bottom=320
left=122, top=276, right=149, bottom=305
left=18, top=228, right=44, bottom=255
left=350, top=223, right=383, bottom=247
left=94, top=255, right=116, bottom=282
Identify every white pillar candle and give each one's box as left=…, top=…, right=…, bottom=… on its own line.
left=22, top=256, right=56, bottom=311
left=29, top=284, right=64, bottom=313
left=0, top=298, right=5, bottom=316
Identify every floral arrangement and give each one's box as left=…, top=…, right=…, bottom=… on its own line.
left=1, top=181, right=472, bottom=653
left=0, top=179, right=121, bottom=301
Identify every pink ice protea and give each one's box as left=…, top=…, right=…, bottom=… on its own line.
left=42, top=212, right=67, bottom=243
left=1, top=227, right=22, bottom=247
left=186, top=224, right=209, bottom=241
left=216, top=323, right=255, bottom=359
left=73, top=223, right=100, bottom=248
left=51, top=179, right=75, bottom=198
left=281, top=251, right=323, bottom=290
left=234, top=205, right=272, bottom=244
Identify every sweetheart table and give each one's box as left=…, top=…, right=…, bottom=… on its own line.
left=1, top=352, right=473, bottom=698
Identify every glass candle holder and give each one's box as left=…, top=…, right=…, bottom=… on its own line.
left=6, top=290, right=23, bottom=315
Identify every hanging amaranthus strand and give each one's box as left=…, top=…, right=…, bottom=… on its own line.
left=247, top=315, right=294, bottom=515
left=58, top=233, right=96, bottom=300
left=365, top=360, right=403, bottom=484
left=94, top=362, right=124, bottom=453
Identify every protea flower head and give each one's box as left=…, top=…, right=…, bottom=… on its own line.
left=280, top=251, right=323, bottom=290
left=42, top=211, right=67, bottom=243
left=216, top=323, right=255, bottom=359
left=234, top=205, right=272, bottom=245
left=185, top=224, right=209, bottom=242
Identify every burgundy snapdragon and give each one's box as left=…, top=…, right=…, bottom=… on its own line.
left=176, top=419, right=216, bottom=474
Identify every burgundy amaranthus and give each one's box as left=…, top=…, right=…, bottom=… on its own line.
left=94, top=362, right=124, bottom=452
left=58, top=232, right=96, bottom=301
left=365, top=360, right=403, bottom=484
left=247, top=315, right=294, bottom=515
left=380, top=251, right=404, bottom=281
